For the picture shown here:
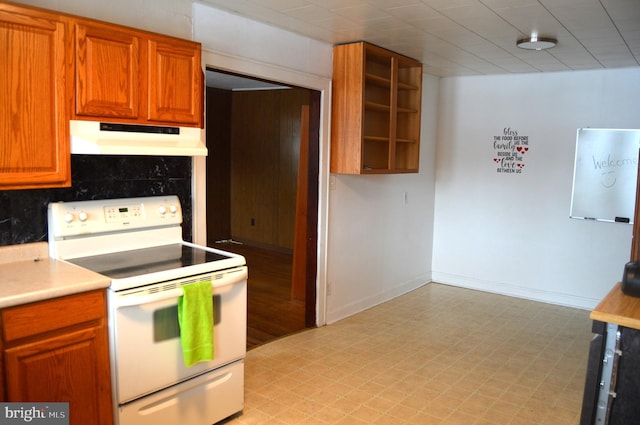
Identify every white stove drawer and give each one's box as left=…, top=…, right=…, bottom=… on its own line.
left=118, top=360, right=244, bottom=425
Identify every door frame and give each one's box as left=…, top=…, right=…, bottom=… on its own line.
left=303, top=91, right=320, bottom=326
left=193, top=49, right=330, bottom=327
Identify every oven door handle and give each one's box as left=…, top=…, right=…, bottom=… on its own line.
left=116, top=267, right=247, bottom=308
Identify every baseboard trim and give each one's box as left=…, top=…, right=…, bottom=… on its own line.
left=431, top=272, right=599, bottom=310
left=326, top=274, right=430, bottom=324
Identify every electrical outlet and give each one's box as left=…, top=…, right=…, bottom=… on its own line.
left=327, top=281, right=332, bottom=296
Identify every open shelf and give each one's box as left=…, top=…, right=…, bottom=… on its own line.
left=330, top=41, right=422, bottom=174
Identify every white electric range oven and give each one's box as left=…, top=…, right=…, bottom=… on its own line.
left=47, top=196, right=247, bottom=425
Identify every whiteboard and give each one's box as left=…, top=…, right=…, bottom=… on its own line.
left=570, top=128, right=640, bottom=223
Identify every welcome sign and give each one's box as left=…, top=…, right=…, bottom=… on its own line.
left=570, top=128, right=640, bottom=223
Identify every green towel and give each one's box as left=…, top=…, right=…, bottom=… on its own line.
left=177, top=280, right=214, bottom=367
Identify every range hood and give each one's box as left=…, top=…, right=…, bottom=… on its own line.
left=70, top=120, right=207, bottom=156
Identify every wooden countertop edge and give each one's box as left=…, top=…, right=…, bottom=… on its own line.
left=590, top=282, right=640, bottom=330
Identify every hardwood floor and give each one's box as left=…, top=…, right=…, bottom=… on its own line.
left=214, top=242, right=307, bottom=349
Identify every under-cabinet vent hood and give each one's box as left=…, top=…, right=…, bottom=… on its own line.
left=70, top=120, right=207, bottom=156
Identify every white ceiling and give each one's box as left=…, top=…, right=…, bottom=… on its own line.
left=200, top=0, right=640, bottom=78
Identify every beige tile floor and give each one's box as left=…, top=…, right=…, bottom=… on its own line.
left=223, top=283, right=593, bottom=425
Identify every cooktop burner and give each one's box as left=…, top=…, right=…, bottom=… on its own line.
left=66, top=243, right=232, bottom=279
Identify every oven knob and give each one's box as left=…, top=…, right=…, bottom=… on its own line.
left=169, top=205, right=177, bottom=214
left=64, top=213, right=74, bottom=223
left=158, top=206, right=167, bottom=215
left=78, top=211, right=88, bottom=222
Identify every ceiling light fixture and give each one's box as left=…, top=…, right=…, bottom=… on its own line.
left=517, top=35, right=557, bottom=50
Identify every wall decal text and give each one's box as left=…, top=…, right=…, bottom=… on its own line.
left=493, top=128, right=529, bottom=174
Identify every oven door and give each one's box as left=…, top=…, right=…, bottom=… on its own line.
left=109, top=266, right=247, bottom=404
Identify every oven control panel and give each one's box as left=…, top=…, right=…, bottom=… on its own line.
left=48, top=196, right=182, bottom=238
left=104, top=203, right=144, bottom=223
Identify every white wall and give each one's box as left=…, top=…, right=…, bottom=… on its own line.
left=433, top=68, right=640, bottom=309
left=15, top=0, right=193, bottom=39
left=326, top=74, right=439, bottom=323
left=192, top=3, right=332, bottom=79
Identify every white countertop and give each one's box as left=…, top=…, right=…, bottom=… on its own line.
left=0, top=242, right=110, bottom=309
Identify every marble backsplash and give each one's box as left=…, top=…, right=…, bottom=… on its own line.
left=0, top=155, right=193, bottom=246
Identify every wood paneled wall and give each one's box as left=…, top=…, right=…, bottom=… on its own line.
left=206, top=87, right=232, bottom=243
left=231, top=88, right=309, bottom=250
left=206, top=86, right=309, bottom=250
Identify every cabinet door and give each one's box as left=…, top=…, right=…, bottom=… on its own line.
left=75, top=22, right=139, bottom=119
left=148, top=38, right=202, bottom=125
left=4, top=326, right=113, bottom=425
left=0, top=6, right=70, bottom=189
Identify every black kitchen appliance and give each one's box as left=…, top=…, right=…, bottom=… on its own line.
left=622, top=261, right=640, bottom=297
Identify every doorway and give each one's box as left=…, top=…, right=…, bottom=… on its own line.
left=204, top=69, right=319, bottom=349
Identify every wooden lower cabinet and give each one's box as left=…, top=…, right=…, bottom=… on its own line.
left=0, top=290, right=113, bottom=425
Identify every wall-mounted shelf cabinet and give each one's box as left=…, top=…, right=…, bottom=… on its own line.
left=331, top=42, right=422, bottom=174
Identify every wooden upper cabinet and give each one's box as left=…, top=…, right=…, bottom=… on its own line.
left=75, top=23, right=140, bottom=119
left=148, top=38, right=202, bottom=125
left=73, top=21, right=202, bottom=127
left=0, top=3, right=203, bottom=190
left=331, top=42, right=422, bottom=174
left=0, top=4, right=71, bottom=189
